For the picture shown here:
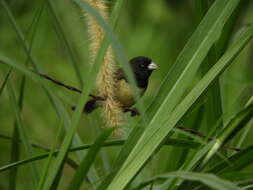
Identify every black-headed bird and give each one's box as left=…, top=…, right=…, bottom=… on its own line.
left=84, top=56, right=158, bottom=115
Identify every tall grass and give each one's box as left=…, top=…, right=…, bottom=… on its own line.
left=0, top=0, right=252, bottom=190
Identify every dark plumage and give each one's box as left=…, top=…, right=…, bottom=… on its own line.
left=84, top=56, right=158, bottom=114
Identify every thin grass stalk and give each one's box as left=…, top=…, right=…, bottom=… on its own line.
left=8, top=5, right=44, bottom=190
left=45, top=0, right=84, bottom=87
left=0, top=68, right=11, bottom=96
left=0, top=0, right=87, bottom=166
left=6, top=78, right=39, bottom=188
left=37, top=121, right=64, bottom=190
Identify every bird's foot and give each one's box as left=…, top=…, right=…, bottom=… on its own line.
left=123, top=107, right=140, bottom=117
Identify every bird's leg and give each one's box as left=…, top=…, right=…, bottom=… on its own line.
left=123, top=107, right=140, bottom=116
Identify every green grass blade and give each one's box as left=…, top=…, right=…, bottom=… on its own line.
left=102, top=1, right=243, bottom=187
left=132, top=171, right=241, bottom=190
left=0, top=68, right=11, bottom=97
left=41, top=57, right=98, bottom=190
left=105, top=23, right=253, bottom=190
left=193, top=145, right=253, bottom=190
left=195, top=0, right=210, bottom=24
left=0, top=138, right=200, bottom=173
left=9, top=123, right=20, bottom=190
left=6, top=79, right=39, bottom=187
left=67, top=128, right=114, bottom=190
left=201, top=102, right=253, bottom=167
left=161, top=141, right=215, bottom=190
left=41, top=0, right=129, bottom=188
left=146, top=0, right=239, bottom=119
left=37, top=121, right=64, bottom=190
left=8, top=5, right=44, bottom=189
left=45, top=0, right=83, bottom=87
left=9, top=75, right=26, bottom=190
left=201, top=1, right=249, bottom=135
left=1, top=0, right=87, bottom=167
left=210, top=145, right=253, bottom=174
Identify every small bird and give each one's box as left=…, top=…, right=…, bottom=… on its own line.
left=84, top=56, right=158, bottom=115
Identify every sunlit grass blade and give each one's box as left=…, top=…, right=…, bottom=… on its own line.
left=146, top=0, right=240, bottom=119
left=67, top=128, right=114, bottom=190
left=132, top=171, right=241, bottom=190
left=105, top=22, right=253, bottom=190
left=201, top=1, right=249, bottom=135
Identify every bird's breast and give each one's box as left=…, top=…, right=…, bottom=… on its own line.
left=115, top=79, right=145, bottom=107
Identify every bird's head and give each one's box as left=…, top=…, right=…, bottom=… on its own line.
left=129, top=56, right=158, bottom=87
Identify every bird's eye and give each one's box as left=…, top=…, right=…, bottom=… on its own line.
left=140, top=64, right=145, bottom=68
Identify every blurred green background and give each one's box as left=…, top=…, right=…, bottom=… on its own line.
left=0, top=0, right=252, bottom=189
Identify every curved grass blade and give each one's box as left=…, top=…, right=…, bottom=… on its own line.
left=105, top=23, right=253, bottom=190
left=132, top=171, right=241, bottom=190
left=0, top=0, right=86, bottom=166
left=201, top=102, right=253, bottom=167
left=209, top=145, right=253, bottom=174
left=0, top=138, right=199, bottom=173
left=67, top=128, right=115, bottom=190
left=193, top=145, right=253, bottom=190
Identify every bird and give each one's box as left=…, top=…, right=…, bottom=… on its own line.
left=84, top=56, right=158, bottom=115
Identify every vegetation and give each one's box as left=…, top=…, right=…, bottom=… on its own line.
left=0, top=0, right=252, bottom=189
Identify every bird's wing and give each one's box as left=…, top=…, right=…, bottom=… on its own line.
left=115, top=68, right=126, bottom=81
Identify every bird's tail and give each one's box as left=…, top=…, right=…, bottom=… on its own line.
left=84, top=99, right=98, bottom=113
left=72, top=99, right=98, bottom=114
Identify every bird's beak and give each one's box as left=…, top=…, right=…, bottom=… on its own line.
left=148, top=62, right=158, bottom=70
